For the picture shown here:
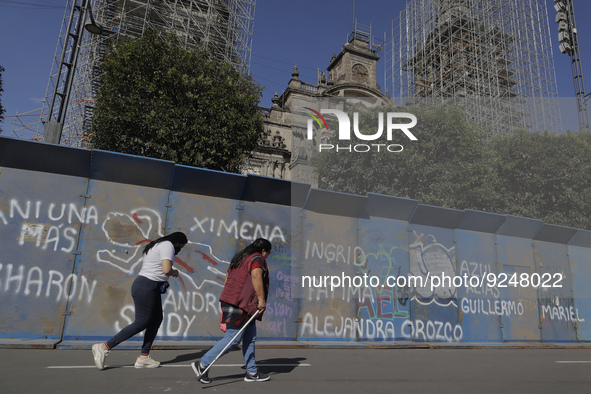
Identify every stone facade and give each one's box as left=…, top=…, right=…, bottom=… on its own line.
left=245, top=28, right=389, bottom=186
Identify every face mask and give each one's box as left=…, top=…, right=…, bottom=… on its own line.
left=174, top=244, right=183, bottom=255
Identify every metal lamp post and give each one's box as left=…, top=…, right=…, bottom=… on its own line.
left=554, top=0, right=590, bottom=131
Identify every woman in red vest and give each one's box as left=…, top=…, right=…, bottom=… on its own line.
left=192, top=238, right=272, bottom=383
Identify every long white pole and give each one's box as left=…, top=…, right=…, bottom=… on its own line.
left=201, top=309, right=261, bottom=375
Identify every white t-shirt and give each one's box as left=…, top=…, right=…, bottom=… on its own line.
left=138, top=241, right=175, bottom=282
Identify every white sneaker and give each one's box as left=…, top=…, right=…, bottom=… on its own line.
left=134, top=356, right=161, bottom=368
left=91, top=343, right=109, bottom=370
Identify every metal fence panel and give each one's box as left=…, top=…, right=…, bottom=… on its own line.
left=0, top=167, right=88, bottom=342
left=407, top=224, right=461, bottom=343
left=534, top=240, right=576, bottom=342
left=358, top=216, right=410, bottom=341
left=298, top=210, right=360, bottom=341
left=455, top=229, right=502, bottom=341
left=567, top=245, right=591, bottom=341
left=164, top=190, right=242, bottom=340
left=240, top=201, right=297, bottom=340
left=496, top=235, right=540, bottom=341
left=61, top=179, right=172, bottom=342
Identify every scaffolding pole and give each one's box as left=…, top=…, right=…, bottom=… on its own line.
left=388, top=0, right=561, bottom=136
left=12, top=0, right=256, bottom=147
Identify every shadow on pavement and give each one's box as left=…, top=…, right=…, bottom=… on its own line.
left=257, top=357, right=308, bottom=374
left=161, top=350, right=208, bottom=364
left=198, top=357, right=308, bottom=388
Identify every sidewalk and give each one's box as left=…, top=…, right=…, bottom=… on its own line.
left=2, top=338, right=591, bottom=350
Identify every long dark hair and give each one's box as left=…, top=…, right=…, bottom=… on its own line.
left=229, top=238, right=272, bottom=270
left=143, top=231, right=188, bottom=255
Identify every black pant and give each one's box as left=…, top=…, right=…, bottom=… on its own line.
left=106, top=275, right=164, bottom=354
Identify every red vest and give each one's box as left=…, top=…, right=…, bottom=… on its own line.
left=219, top=253, right=269, bottom=317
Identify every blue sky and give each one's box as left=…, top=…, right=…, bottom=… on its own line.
left=1, top=0, right=590, bottom=133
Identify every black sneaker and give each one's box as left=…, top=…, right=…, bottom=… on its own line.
left=244, top=371, right=270, bottom=382
left=191, top=361, right=212, bottom=384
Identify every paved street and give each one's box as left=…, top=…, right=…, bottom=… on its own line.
left=2, top=346, right=591, bottom=393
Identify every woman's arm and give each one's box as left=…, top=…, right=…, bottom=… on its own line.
left=161, top=259, right=179, bottom=278
left=251, top=268, right=266, bottom=311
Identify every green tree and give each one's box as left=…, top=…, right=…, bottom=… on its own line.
left=91, top=30, right=263, bottom=172
left=312, top=104, right=499, bottom=211
left=312, top=102, right=591, bottom=230
left=0, top=65, right=5, bottom=133
left=491, top=130, right=591, bottom=229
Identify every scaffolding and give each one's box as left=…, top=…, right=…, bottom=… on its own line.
left=11, top=0, right=256, bottom=147
left=387, top=0, right=561, bottom=136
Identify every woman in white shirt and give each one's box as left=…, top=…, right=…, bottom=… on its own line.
left=92, top=231, right=188, bottom=370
